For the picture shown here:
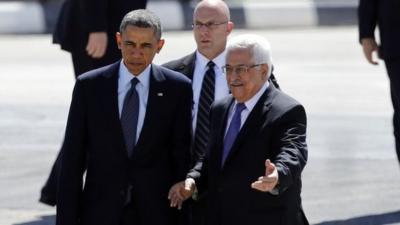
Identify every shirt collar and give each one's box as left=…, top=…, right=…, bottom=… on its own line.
left=235, top=81, right=270, bottom=112
left=119, top=60, right=151, bottom=89
left=195, top=50, right=226, bottom=72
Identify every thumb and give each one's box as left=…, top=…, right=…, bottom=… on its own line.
left=265, top=159, right=275, bottom=176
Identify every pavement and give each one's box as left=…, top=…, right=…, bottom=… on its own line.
left=1, top=26, right=400, bottom=225
left=0, top=0, right=358, bottom=34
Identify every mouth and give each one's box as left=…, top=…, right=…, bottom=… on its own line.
left=200, top=40, right=211, bottom=44
left=230, top=83, right=243, bottom=88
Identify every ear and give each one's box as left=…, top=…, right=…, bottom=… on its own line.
left=116, top=32, right=122, bottom=49
left=156, top=39, right=165, bottom=53
left=226, top=21, right=234, bottom=35
left=261, top=64, right=269, bottom=81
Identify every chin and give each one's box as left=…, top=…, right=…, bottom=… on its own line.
left=127, top=67, right=142, bottom=74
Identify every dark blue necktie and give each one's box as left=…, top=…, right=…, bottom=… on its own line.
left=121, top=78, right=140, bottom=157
left=193, top=61, right=215, bottom=162
left=222, top=103, right=246, bottom=166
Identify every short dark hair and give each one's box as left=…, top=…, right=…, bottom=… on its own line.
left=119, top=9, right=162, bottom=40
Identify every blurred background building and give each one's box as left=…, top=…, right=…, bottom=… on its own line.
left=0, top=0, right=358, bottom=34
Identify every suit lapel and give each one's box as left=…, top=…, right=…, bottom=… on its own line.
left=176, top=52, right=196, bottom=80
left=222, top=85, right=277, bottom=168
left=213, top=97, right=235, bottom=170
left=100, top=62, right=128, bottom=157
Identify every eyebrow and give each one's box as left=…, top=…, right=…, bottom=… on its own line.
left=194, top=20, right=216, bottom=23
left=123, top=40, right=153, bottom=46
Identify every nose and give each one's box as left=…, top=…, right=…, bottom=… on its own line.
left=198, top=25, right=210, bottom=34
left=130, top=47, right=143, bottom=57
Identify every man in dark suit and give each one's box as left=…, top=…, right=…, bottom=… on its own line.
left=170, top=34, right=308, bottom=225
left=39, top=0, right=146, bottom=206
left=53, top=0, right=147, bottom=77
left=56, top=10, right=192, bottom=225
left=164, top=1, right=279, bottom=224
left=359, top=0, right=400, bottom=164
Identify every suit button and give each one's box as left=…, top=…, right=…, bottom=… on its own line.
left=217, top=187, right=223, bottom=193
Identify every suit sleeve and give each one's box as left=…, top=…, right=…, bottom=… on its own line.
left=358, top=0, right=378, bottom=41
left=170, top=81, right=193, bottom=182
left=56, top=79, right=88, bottom=225
left=187, top=152, right=208, bottom=195
left=272, top=105, right=308, bottom=193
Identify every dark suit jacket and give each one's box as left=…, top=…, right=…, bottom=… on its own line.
left=188, top=85, right=308, bottom=225
left=56, top=62, right=192, bottom=225
left=53, top=0, right=147, bottom=52
left=359, top=0, right=400, bottom=61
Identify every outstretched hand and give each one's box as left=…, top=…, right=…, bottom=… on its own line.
left=251, top=159, right=279, bottom=192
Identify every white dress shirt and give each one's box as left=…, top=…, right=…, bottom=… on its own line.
left=118, top=61, right=151, bottom=144
left=192, top=50, right=230, bottom=132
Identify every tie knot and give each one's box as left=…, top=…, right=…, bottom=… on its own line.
left=207, top=61, right=215, bottom=69
left=131, top=78, right=139, bottom=87
left=235, top=103, right=246, bottom=113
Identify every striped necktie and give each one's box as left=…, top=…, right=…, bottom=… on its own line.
left=193, top=61, right=215, bottom=163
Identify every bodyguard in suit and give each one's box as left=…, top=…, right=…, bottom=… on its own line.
left=359, top=0, right=400, bottom=164
left=56, top=9, right=192, bottom=225
left=53, top=0, right=147, bottom=77
left=170, top=34, right=309, bottom=225
left=164, top=2, right=233, bottom=224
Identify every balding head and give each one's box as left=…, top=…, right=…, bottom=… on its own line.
left=194, top=0, right=230, bottom=21
left=192, top=0, right=234, bottom=60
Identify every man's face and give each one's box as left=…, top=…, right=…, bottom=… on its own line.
left=193, top=5, right=233, bottom=59
left=116, top=25, right=164, bottom=75
left=225, top=49, right=268, bottom=103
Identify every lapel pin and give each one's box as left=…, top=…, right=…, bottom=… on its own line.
left=157, top=93, right=163, bottom=97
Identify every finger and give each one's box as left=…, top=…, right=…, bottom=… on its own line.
left=168, top=186, right=177, bottom=200
left=265, top=159, right=275, bottom=176
left=170, top=195, right=180, bottom=208
left=86, top=46, right=94, bottom=57
left=168, top=191, right=172, bottom=200
left=91, top=47, right=102, bottom=58
left=365, top=51, right=375, bottom=65
left=170, top=198, right=175, bottom=207
left=169, top=192, right=175, bottom=207
left=258, top=176, right=277, bottom=183
left=364, top=48, right=378, bottom=65
left=168, top=185, right=178, bottom=200
left=92, top=46, right=106, bottom=58
left=98, top=45, right=106, bottom=57
left=85, top=39, right=97, bottom=55
left=251, top=181, right=267, bottom=191
left=370, top=51, right=379, bottom=65
left=251, top=181, right=272, bottom=192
